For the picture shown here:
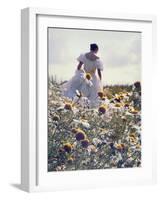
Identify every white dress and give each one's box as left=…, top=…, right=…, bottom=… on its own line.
left=61, top=53, right=103, bottom=102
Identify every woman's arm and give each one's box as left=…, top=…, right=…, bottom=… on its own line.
left=97, top=69, right=102, bottom=80
left=77, top=61, right=83, bottom=70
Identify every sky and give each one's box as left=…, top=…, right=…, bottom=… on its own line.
left=48, top=28, right=141, bottom=85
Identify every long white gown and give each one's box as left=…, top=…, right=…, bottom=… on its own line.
left=61, top=53, right=103, bottom=102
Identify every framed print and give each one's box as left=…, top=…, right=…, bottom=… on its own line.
left=21, top=8, right=157, bottom=192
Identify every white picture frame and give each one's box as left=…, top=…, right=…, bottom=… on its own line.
left=21, top=7, right=157, bottom=192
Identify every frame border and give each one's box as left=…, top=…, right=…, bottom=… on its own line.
left=21, top=7, right=157, bottom=192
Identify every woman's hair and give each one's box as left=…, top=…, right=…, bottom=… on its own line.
left=90, top=43, right=99, bottom=51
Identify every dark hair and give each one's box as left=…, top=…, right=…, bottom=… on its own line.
left=90, top=43, right=98, bottom=51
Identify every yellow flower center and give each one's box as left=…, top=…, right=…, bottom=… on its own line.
left=86, top=73, right=92, bottom=80
left=98, top=105, right=107, bottom=114
left=98, top=91, right=104, bottom=98
left=64, top=103, right=72, bottom=110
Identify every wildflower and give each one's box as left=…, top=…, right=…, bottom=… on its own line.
left=52, top=115, right=60, bottom=121
left=120, top=143, right=125, bottom=149
left=64, top=103, right=72, bottom=110
left=88, top=145, right=97, bottom=153
left=85, top=73, right=92, bottom=80
left=115, top=103, right=122, bottom=107
left=72, top=119, right=90, bottom=129
left=81, top=139, right=89, bottom=148
left=71, top=128, right=78, bottom=134
left=63, top=143, right=72, bottom=153
left=129, top=107, right=139, bottom=114
left=130, top=138, right=136, bottom=144
left=98, top=91, right=104, bottom=98
left=119, top=92, right=126, bottom=98
left=114, top=94, right=121, bottom=102
left=98, top=105, right=107, bottom=114
left=80, top=119, right=90, bottom=129
left=101, top=96, right=106, bottom=101
left=116, top=143, right=125, bottom=151
left=129, top=136, right=137, bottom=144
left=129, top=132, right=136, bottom=138
left=75, top=129, right=86, bottom=141
left=136, top=144, right=141, bottom=149
left=67, top=156, right=74, bottom=164
left=124, top=103, right=130, bottom=108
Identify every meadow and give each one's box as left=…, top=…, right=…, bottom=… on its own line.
left=48, top=77, right=141, bottom=171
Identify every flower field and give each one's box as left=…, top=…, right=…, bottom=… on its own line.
left=48, top=79, right=141, bottom=171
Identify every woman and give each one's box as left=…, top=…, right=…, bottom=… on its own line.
left=62, top=43, right=103, bottom=103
